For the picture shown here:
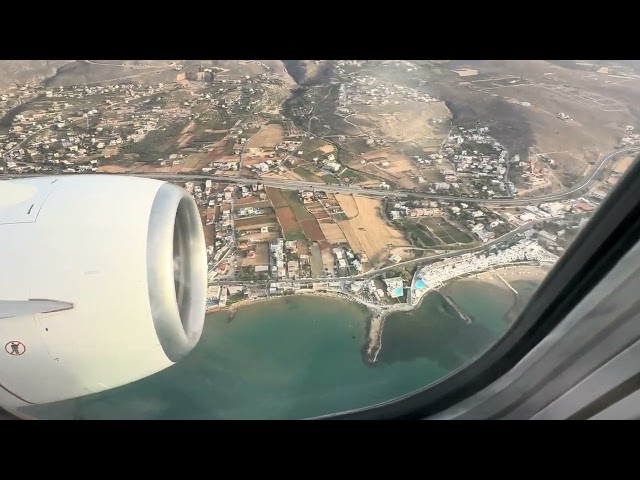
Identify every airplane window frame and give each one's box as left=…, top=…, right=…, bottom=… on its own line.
left=314, top=152, right=640, bottom=420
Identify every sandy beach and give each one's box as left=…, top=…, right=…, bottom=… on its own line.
left=448, top=263, right=551, bottom=322
left=459, top=264, right=551, bottom=290
left=207, top=290, right=364, bottom=316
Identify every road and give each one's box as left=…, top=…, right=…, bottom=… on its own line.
left=2, top=111, right=634, bottom=204
left=96, top=146, right=632, bottom=205
left=84, top=60, right=129, bottom=67
left=0, top=66, right=634, bottom=207
left=4, top=147, right=634, bottom=207
left=307, top=85, right=336, bottom=133
left=4, top=103, right=100, bottom=161
left=236, top=98, right=266, bottom=175
left=3, top=129, right=43, bottom=161
left=208, top=215, right=559, bottom=287
left=83, top=60, right=178, bottom=70
left=7, top=96, right=21, bottom=111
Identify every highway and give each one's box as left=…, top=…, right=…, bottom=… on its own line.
left=108, top=147, right=637, bottom=206
left=3, top=148, right=635, bottom=205
left=25, top=147, right=638, bottom=206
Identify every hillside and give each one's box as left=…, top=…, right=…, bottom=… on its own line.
left=0, top=60, right=72, bottom=88
left=281, top=60, right=332, bottom=86
left=42, top=60, right=298, bottom=87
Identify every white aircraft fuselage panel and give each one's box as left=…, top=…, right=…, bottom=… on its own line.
left=0, top=177, right=58, bottom=224
left=0, top=313, right=78, bottom=406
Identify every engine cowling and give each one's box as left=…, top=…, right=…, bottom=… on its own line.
left=0, top=175, right=207, bottom=407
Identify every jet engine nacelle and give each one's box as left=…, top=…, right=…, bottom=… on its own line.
left=0, top=175, right=207, bottom=407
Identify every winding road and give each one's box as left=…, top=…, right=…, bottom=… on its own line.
left=98, top=146, right=636, bottom=206
left=4, top=147, right=634, bottom=205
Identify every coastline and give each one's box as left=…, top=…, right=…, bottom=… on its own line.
left=206, top=263, right=550, bottom=365
left=208, top=296, right=273, bottom=315
left=207, top=290, right=375, bottom=320
left=458, top=264, right=550, bottom=289
left=439, top=263, right=550, bottom=327
left=367, top=264, right=551, bottom=362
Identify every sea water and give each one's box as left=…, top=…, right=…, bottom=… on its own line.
left=19, top=280, right=540, bottom=420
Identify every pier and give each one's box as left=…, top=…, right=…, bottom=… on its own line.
left=444, top=295, right=472, bottom=324
left=497, top=274, right=519, bottom=294
left=366, top=314, right=385, bottom=364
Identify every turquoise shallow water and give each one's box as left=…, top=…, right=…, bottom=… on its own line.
left=19, top=279, right=541, bottom=420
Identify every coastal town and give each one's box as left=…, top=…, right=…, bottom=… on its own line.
left=2, top=60, right=640, bottom=364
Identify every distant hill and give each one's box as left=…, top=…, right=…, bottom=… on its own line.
left=43, top=60, right=298, bottom=87
left=0, top=60, right=299, bottom=89
left=609, top=60, right=640, bottom=73
left=43, top=60, right=182, bottom=87
left=0, top=60, right=73, bottom=87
